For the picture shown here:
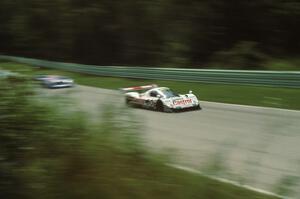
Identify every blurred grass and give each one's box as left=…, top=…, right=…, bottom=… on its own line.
left=0, top=76, right=279, bottom=199
left=265, top=58, right=300, bottom=71
left=1, top=61, right=300, bottom=110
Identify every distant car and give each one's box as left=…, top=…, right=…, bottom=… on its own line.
left=0, top=70, right=17, bottom=78
left=34, top=75, right=74, bottom=88
left=121, top=84, right=201, bottom=112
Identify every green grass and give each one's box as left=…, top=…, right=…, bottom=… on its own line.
left=265, top=58, right=300, bottom=71
left=1, top=61, right=300, bottom=110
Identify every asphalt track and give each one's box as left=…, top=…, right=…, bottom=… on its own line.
left=44, top=85, right=300, bottom=198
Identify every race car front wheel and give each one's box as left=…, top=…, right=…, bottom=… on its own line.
left=156, top=100, right=172, bottom=113
left=195, top=104, right=202, bottom=110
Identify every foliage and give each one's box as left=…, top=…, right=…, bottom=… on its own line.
left=208, top=41, right=268, bottom=69
left=0, top=76, right=87, bottom=198
left=0, top=0, right=299, bottom=69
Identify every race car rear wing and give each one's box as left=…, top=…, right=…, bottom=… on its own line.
left=120, top=84, right=158, bottom=92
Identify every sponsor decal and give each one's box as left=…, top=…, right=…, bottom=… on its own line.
left=173, top=98, right=192, bottom=106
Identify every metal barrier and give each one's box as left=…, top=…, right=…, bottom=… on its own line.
left=1, top=55, right=300, bottom=88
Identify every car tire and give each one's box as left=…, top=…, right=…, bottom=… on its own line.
left=195, top=104, right=202, bottom=110
left=156, top=100, right=173, bottom=113
left=125, top=98, right=132, bottom=106
left=155, top=100, right=164, bottom=112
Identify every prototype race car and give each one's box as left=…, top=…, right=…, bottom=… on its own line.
left=34, top=75, right=74, bottom=88
left=122, top=84, right=201, bottom=112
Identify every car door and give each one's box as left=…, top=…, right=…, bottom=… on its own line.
left=144, top=90, right=159, bottom=108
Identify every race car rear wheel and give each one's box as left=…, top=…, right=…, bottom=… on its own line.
left=125, top=98, right=132, bottom=106
left=155, top=100, right=164, bottom=112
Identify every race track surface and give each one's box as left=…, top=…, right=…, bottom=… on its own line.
left=43, top=85, right=300, bottom=197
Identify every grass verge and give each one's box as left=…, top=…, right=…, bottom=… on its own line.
left=1, top=61, right=300, bottom=110
left=265, top=58, right=300, bottom=71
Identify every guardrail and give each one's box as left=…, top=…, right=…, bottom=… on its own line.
left=1, top=55, right=300, bottom=88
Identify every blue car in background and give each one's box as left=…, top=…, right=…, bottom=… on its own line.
left=34, top=75, right=74, bottom=88
left=0, top=70, right=17, bottom=78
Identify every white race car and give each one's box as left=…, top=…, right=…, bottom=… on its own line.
left=34, top=75, right=74, bottom=88
left=122, top=84, right=201, bottom=112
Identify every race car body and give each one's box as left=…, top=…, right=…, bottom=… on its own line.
left=34, top=75, right=74, bottom=88
left=122, top=84, right=201, bottom=112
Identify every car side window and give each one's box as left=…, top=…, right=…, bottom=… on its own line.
left=149, top=91, right=158, bottom=97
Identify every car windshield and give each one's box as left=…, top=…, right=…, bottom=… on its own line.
left=160, top=88, right=179, bottom=98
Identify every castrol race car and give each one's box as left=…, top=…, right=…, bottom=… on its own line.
left=121, top=84, right=201, bottom=112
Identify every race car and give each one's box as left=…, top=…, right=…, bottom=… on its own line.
left=121, top=84, right=201, bottom=112
left=34, top=75, right=74, bottom=88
